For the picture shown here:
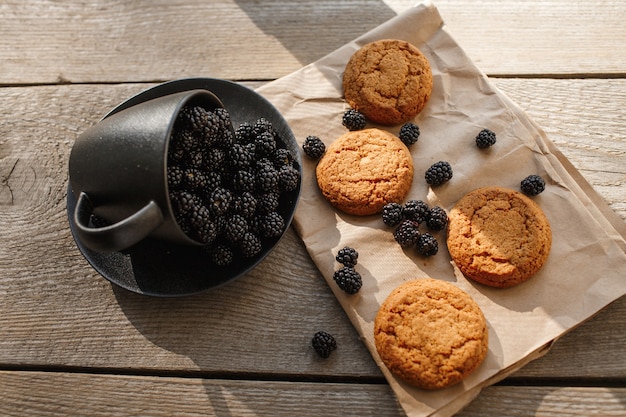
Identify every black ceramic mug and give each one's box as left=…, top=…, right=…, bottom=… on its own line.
left=69, top=89, right=226, bottom=253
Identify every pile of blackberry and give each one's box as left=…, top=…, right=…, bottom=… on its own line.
left=383, top=200, right=448, bottom=257
left=167, top=103, right=300, bottom=266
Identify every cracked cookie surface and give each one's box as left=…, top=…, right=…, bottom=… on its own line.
left=447, top=186, right=552, bottom=288
left=343, top=39, right=433, bottom=125
left=374, top=278, right=488, bottom=390
left=315, top=128, right=413, bottom=216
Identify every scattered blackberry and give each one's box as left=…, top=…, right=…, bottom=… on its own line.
left=199, top=112, right=221, bottom=146
left=207, top=187, right=232, bottom=217
left=167, top=165, right=184, bottom=189
left=381, top=202, right=403, bottom=227
left=239, top=231, right=262, bottom=258
left=333, top=266, right=362, bottom=294
left=170, top=191, right=203, bottom=217
left=204, top=171, right=222, bottom=192
left=255, top=160, right=280, bottom=193
left=426, top=206, right=448, bottom=231
left=403, top=200, right=430, bottom=224
left=336, top=246, right=358, bottom=267
left=302, top=135, right=326, bottom=159
left=416, top=232, right=438, bottom=257
left=393, top=220, right=420, bottom=248
left=342, top=109, right=367, bottom=131
left=476, top=128, right=496, bottom=149
left=207, top=244, right=234, bottom=266
left=259, top=211, right=285, bottom=238
left=425, top=161, right=453, bottom=186
left=311, top=331, right=337, bottom=358
left=170, top=129, right=197, bottom=156
left=520, top=174, right=545, bottom=196
left=278, top=165, right=300, bottom=192
left=183, top=204, right=218, bottom=244
left=231, top=191, right=257, bottom=219
left=224, top=214, right=249, bottom=244
left=257, top=192, right=280, bottom=214
left=399, top=122, right=420, bottom=146
left=218, top=128, right=235, bottom=149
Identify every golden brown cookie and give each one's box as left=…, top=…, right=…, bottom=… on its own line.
left=374, top=279, right=488, bottom=390
left=447, top=186, right=552, bottom=288
left=343, top=39, right=433, bottom=125
left=315, top=128, right=413, bottom=216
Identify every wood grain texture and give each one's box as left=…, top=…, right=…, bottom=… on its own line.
left=1, top=371, right=624, bottom=417
left=0, top=80, right=624, bottom=379
left=0, top=0, right=624, bottom=84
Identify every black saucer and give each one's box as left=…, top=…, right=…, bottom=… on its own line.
left=67, top=78, right=301, bottom=297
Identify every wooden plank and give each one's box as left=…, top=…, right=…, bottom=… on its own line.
left=0, top=80, right=624, bottom=379
left=1, top=371, right=624, bottom=417
left=0, top=0, right=624, bottom=84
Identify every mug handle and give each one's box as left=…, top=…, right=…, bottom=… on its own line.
left=73, top=192, right=164, bottom=252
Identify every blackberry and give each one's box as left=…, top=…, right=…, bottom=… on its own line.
left=381, top=202, right=404, bottom=227
left=207, top=244, right=234, bottom=266
left=425, top=161, right=453, bottom=186
left=278, top=165, right=300, bottom=192
left=203, top=147, right=226, bottom=173
left=252, top=117, right=274, bottom=137
left=254, top=130, right=277, bottom=158
left=302, top=135, right=326, bottom=159
left=186, top=149, right=204, bottom=169
left=170, top=191, right=203, bottom=218
left=204, top=171, right=222, bottom=193
left=257, top=192, right=280, bottom=214
left=199, top=111, right=221, bottom=146
left=273, top=148, right=293, bottom=168
left=336, top=246, right=358, bottom=267
left=182, top=168, right=209, bottom=192
left=232, top=169, right=256, bottom=193
left=311, top=331, right=337, bottom=358
left=235, top=122, right=255, bottom=144
left=342, top=109, right=367, bottom=131
left=255, top=160, right=280, bottom=193
left=232, top=191, right=257, bottom=219
left=426, top=206, right=448, bottom=231
left=239, top=231, right=262, bottom=258
left=475, top=128, right=496, bottom=149
left=333, top=266, right=362, bottom=294
left=178, top=203, right=218, bottom=244
left=259, top=211, right=285, bottom=238
left=228, top=143, right=254, bottom=170
left=520, top=174, right=545, bottom=196
left=214, top=107, right=232, bottom=132
left=178, top=105, right=211, bottom=133
left=224, top=214, right=250, bottom=244
left=217, top=128, right=235, bottom=149
left=399, top=122, right=420, bottom=146
left=170, top=129, right=197, bottom=156
left=393, top=220, right=420, bottom=248
left=167, top=165, right=184, bottom=190
left=403, top=200, right=430, bottom=224
left=207, top=187, right=232, bottom=217
left=416, top=232, right=438, bottom=257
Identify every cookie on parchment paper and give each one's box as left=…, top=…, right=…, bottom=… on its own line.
left=315, top=128, right=413, bottom=216
left=374, top=278, right=489, bottom=390
left=447, top=186, right=552, bottom=288
left=343, top=39, right=433, bottom=125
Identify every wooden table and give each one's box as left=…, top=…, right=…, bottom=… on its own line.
left=1, top=1, right=624, bottom=415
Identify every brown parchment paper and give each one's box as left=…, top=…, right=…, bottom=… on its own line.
left=256, top=2, right=626, bottom=416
